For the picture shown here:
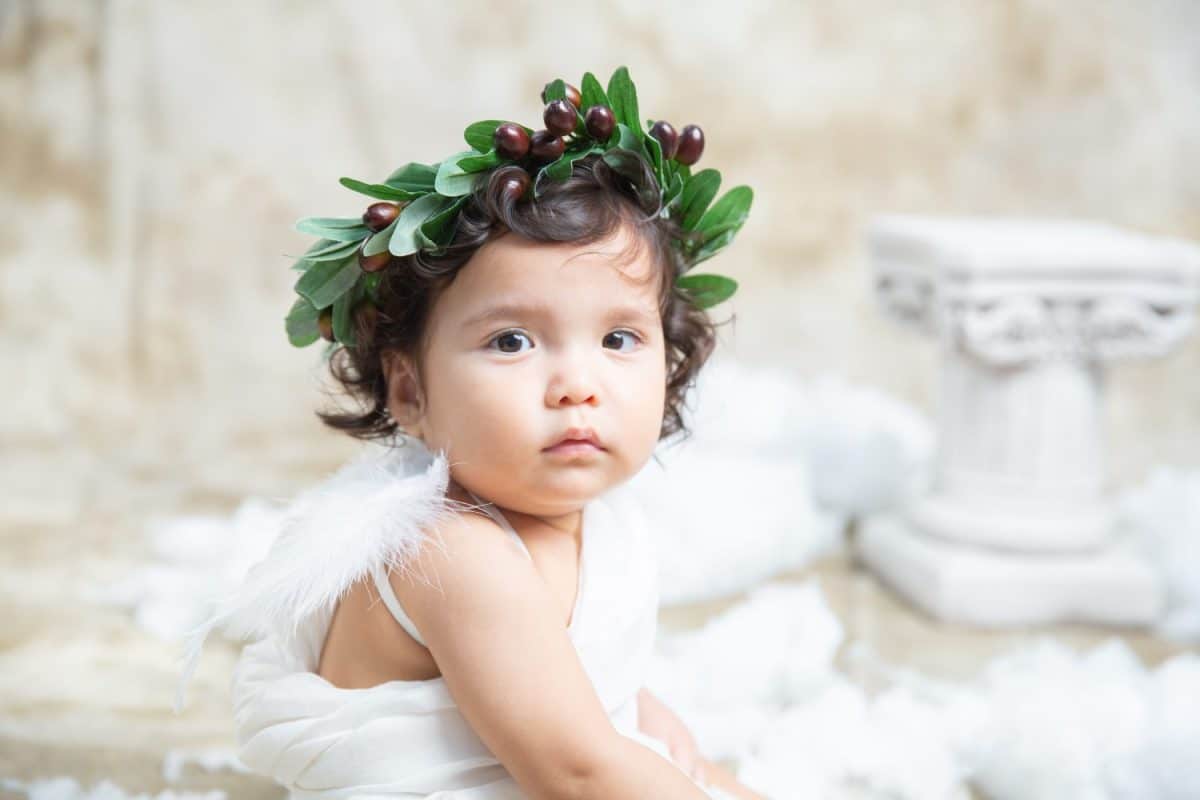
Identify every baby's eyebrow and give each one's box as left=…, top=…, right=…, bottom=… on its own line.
left=462, top=301, right=555, bottom=328
left=604, top=303, right=659, bottom=325
left=463, top=300, right=658, bottom=328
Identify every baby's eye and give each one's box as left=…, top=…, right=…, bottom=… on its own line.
left=489, top=330, right=534, bottom=354
left=602, top=330, right=640, bottom=352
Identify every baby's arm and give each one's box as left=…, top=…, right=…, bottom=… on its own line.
left=389, top=513, right=710, bottom=800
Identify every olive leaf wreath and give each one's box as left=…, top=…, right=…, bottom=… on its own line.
left=285, top=66, right=753, bottom=350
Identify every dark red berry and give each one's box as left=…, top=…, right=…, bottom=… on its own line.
left=584, top=105, right=615, bottom=141
left=529, top=130, right=565, bottom=162
left=543, top=100, right=577, bottom=137
left=541, top=81, right=582, bottom=110
left=493, top=122, right=531, bottom=160
left=675, top=124, right=705, bottom=165
left=649, top=121, right=679, bottom=159
left=362, top=202, right=400, bottom=232
left=318, top=308, right=334, bottom=342
left=359, top=249, right=391, bottom=273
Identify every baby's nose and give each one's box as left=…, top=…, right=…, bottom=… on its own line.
left=545, top=365, right=598, bottom=407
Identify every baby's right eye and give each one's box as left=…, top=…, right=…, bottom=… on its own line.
left=488, top=330, right=534, bottom=354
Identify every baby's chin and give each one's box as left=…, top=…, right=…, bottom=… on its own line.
left=452, top=468, right=626, bottom=518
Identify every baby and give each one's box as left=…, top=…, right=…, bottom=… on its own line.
left=178, top=68, right=763, bottom=799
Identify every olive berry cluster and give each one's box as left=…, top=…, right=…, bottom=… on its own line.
left=491, top=81, right=706, bottom=171
left=312, top=201, right=398, bottom=342
left=647, top=119, right=705, bottom=166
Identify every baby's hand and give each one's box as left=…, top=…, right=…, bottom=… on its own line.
left=636, top=688, right=705, bottom=783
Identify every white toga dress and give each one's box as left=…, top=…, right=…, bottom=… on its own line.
left=176, top=439, right=734, bottom=799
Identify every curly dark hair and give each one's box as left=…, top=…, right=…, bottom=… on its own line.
left=315, top=152, right=724, bottom=444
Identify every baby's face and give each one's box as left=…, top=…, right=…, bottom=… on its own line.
left=392, top=223, right=667, bottom=518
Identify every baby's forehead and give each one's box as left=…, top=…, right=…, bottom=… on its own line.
left=467, top=230, right=660, bottom=295
left=437, top=237, right=660, bottom=328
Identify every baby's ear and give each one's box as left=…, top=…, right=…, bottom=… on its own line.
left=382, top=351, right=424, bottom=428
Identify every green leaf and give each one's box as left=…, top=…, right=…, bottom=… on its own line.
left=607, top=66, right=642, bottom=143
left=332, top=278, right=362, bottom=347
left=362, top=217, right=397, bottom=256
left=420, top=195, right=469, bottom=246
left=292, top=238, right=338, bottom=271
left=338, top=177, right=422, bottom=202
left=295, top=252, right=360, bottom=310
left=435, top=150, right=484, bottom=197
left=542, top=78, right=567, bottom=103
left=691, top=229, right=738, bottom=266
left=677, top=169, right=722, bottom=230
left=293, top=238, right=359, bottom=266
left=676, top=273, right=738, bottom=308
left=458, top=149, right=502, bottom=172
left=544, top=143, right=600, bottom=181
left=463, top=120, right=532, bottom=153
left=296, top=215, right=363, bottom=228
left=699, top=218, right=747, bottom=244
left=389, top=193, right=449, bottom=256
left=385, top=162, right=438, bottom=192
left=295, top=217, right=371, bottom=242
left=642, top=127, right=664, bottom=186
left=601, top=148, right=659, bottom=210
left=580, top=71, right=609, bottom=110
left=695, top=185, right=753, bottom=236
left=615, top=123, right=640, bottom=152
left=414, top=228, right=439, bottom=252
left=285, top=296, right=321, bottom=347
left=663, top=169, right=686, bottom=209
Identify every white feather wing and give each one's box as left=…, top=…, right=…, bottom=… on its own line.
left=174, top=440, right=454, bottom=712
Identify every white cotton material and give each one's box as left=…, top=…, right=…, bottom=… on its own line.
left=86, top=498, right=287, bottom=643
left=0, top=777, right=225, bottom=800
left=676, top=357, right=935, bottom=520
left=735, top=677, right=972, bottom=800
left=161, top=747, right=250, bottom=783
left=642, top=576, right=1200, bottom=800
left=1116, top=466, right=1200, bottom=643
left=625, top=358, right=866, bottom=607
left=958, top=639, right=1200, bottom=800
left=645, top=581, right=846, bottom=762
left=628, top=446, right=845, bottom=606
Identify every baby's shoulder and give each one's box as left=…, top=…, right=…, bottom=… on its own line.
left=387, top=506, right=537, bottom=621
left=401, top=506, right=528, bottom=581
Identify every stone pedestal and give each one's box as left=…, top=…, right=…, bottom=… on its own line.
left=858, top=215, right=1200, bottom=627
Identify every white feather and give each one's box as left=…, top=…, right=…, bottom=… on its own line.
left=173, top=438, right=460, bottom=713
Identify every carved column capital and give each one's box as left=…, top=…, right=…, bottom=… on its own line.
left=950, top=295, right=1196, bottom=366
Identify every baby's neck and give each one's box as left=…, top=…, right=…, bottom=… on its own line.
left=448, top=480, right=583, bottom=538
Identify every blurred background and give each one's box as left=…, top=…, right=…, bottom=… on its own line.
left=2, top=2, right=1198, bottom=799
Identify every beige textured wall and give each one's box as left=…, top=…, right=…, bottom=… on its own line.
left=4, top=0, right=1199, bottom=526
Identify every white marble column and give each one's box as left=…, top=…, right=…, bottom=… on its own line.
left=858, top=215, right=1200, bottom=626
